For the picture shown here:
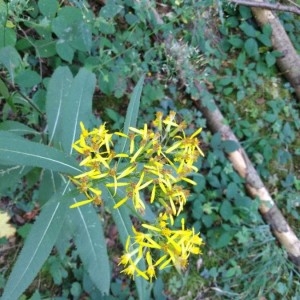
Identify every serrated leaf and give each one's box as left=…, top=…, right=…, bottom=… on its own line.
left=0, top=131, right=81, bottom=175
left=220, top=200, right=233, bottom=221
left=244, top=38, right=258, bottom=58
left=226, top=182, right=238, bottom=199
left=209, top=228, right=232, bottom=249
left=69, top=202, right=110, bottom=294
left=228, top=36, right=243, bottom=48
left=222, top=140, right=239, bottom=153
left=239, top=22, right=258, bottom=38
left=265, top=51, right=276, bottom=67
left=1, top=189, right=69, bottom=300
left=257, top=33, right=271, bottom=47
left=46, top=66, right=73, bottom=145
left=218, top=77, right=232, bottom=86
left=236, top=51, right=246, bottom=70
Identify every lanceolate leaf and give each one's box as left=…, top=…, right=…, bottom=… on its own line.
left=0, top=132, right=81, bottom=175
left=0, top=120, right=39, bottom=136
left=100, top=184, right=132, bottom=245
left=60, top=67, right=96, bottom=154
left=69, top=202, right=110, bottom=294
left=38, top=170, right=64, bottom=206
left=46, top=66, right=73, bottom=146
left=1, top=188, right=70, bottom=300
left=116, top=75, right=145, bottom=154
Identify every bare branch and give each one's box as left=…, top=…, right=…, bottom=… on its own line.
left=229, top=0, right=300, bottom=15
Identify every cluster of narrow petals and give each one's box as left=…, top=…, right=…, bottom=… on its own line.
left=70, top=111, right=204, bottom=280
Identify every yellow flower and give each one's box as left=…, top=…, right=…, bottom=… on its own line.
left=121, top=259, right=149, bottom=280
left=145, top=251, right=156, bottom=280
left=71, top=116, right=205, bottom=280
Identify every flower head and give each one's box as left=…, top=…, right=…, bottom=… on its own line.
left=70, top=112, right=205, bottom=281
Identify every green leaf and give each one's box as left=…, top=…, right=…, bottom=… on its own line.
left=244, top=38, right=258, bottom=58
left=208, top=227, right=232, bottom=249
left=0, top=46, right=22, bottom=85
left=0, top=165, right=32, bottom=193
left=69, top=202, right=110, bottom=294
left=116, top=75, right=145, bottom=154
left=226, top=182, right=238, bottom=199
left=34, top=39, right=57, bottom=58
left=52, top=7, right=92, bottom=53
left=101, top=184, right=133, bottom=245
left=1, top=189, right=69, bottom=300
left=70, top=282, right=82, bottom=297
left=0, top=121, right=39, bottom=136
left=228, top=36, right=243, bottom=48
left=239, top=22, right=258, bottom=38
left=265, top=51, right=276, bottom=67
left=38, top=170, right=62, bottom=206
left=257, top=33, right=271, bottom=47
left=0, top=78, right=9, bottom=99
left=220, top=200, right=234, bottom=221
left=46, top=66, right=73, bottom=146
left=56, top=40, right=74, bottom=63
left=218, top=77, right=232, bottom=86
left=97, top=17, right=116, bottom=34
left=236, top=51, right=246, bottom=70
left=238, top=6, right=252, bottom=19
left=207, top=174, right=221, bottom=188
left=0, top=26, right=16, bottom=47
left=0, top=132, right=81, bottom=175
left=60, top=68, right=96, bottom=154
left=38, top=0, right=59, bottom=18
left=15, top=69, right=42, bottom=88
left=100, top=2, right=123, bottom=19
left=222, top=140, right=239, bottom=153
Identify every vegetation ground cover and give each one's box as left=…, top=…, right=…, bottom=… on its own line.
left=0, top=0, right=300, bottom=299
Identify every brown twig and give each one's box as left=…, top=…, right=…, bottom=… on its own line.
left=229, top=0, right=300, bottom=15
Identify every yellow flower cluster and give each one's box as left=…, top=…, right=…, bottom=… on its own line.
left=70, top=111, right=204, bottom=280
left=120, top=213, right=203, bottom=281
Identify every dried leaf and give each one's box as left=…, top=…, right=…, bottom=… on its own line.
left=0, top=211, right=16, bottom=238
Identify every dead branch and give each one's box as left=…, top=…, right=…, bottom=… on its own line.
left=229, top=0, right=300, bottom=15
left=243, top=0, right=300, bottom=101
left=140, top=0, right=300, bottom=268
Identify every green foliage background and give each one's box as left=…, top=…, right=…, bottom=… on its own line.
left=0, top=0, right=300, bottom=299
